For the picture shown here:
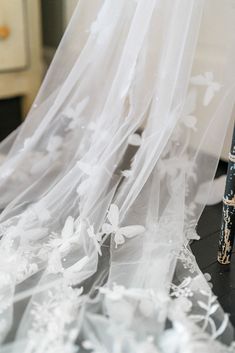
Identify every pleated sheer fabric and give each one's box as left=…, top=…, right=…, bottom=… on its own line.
left=0, top=0, right=235, bottom=352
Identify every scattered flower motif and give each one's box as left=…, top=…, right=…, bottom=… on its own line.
left=28, top=283, right=83, bottom=353
left=82, top=340, right=94, bottom=350
left=63, top=96, right=89, bottom=131
left=121, top=169, right=133, bottom=178
left=0, top=236, right=39, bottom=283
left=182, top=115, right=197, bottom=131
left=172, top=296, right=193, bottom=314
left=204, top=273, right=213, bottom=289
left=90, top=2, right=116, bottom=46
left=47, top=249, right=64, bottom=274
left=87, top=225, right=102, bottom=255
left=102, top=204, right=145, bottom=247
left=128, top=133, right=142, bottom=146
left=30, top=153, right=59, bottom=175
left=29, top=202, right=51, bottom=222
left=6, top=224, right=48, bottom=244
left=77, top=160, right=99, bottom=176
left=87, top=121, right=109, bottom=142
left=190, top=72, right=221, bottom=106
left=190, top=290, right=228, bottom=339
left=76, top=160, right=100, bottom=196
left=170, top=277, right=193, bottom=298
left=186, top=228, right=200, bottom=241
left=46, top=136, right=63, bottom=153
left=185, top=202, right=197, bottom=219
left=47, top=216, right=80, bottom=254
left=158, top=156, right=196, bottom=181
left=100, top=284, right=163, bottom=320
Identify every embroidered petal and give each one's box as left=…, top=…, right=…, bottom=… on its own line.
left=77, top=161, right=93, bottom=175
left=182, top=115, right=197, bottom=130
left=61, top=216, right=75, bottom=239
left=76, top=179, right=90, bottom=196
left=62, top=106, right=75, bottom=119
left=64, top=256, right=89, bottom=285
left=102, top=223, right=114, bottom=234
left=107, top=204, right=119, bottom=228
left=128, top=133, right=142, bottom=146
left=75, top=96, right=90, bottom=116
left=47, top=250, right=64, bottom=274
left=22, top=228, right=48, bottom=242
left=114, top=231, right=125, bottom=247
left=204, top=86, right=215, bottom=106
left=87, top=225, right=102, bottom=255
left=190, top=74, right=208, bottom=86
left=46, top=136, right=62, bottom=153
left=120, top=225, right=145, bottom=238
left=122, top=169, right=132, bottom=178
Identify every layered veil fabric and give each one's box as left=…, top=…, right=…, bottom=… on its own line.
left=0, top=0, right=235, bottom=352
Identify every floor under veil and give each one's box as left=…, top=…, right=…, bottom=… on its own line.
left=0, top=0, right=235, bottom=352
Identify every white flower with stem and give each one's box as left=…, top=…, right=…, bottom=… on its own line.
left=190, top=290, right=229, bottom=339
left=102, top=204, right=145, bottom=248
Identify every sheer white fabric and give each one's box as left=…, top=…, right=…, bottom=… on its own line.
left=0, top=0, right=235, bottom=352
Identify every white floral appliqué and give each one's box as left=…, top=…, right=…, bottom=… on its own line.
left=190, top=72, right=221, bottom=106
left=47, top=216, right=80, bottom=254
left=87, top=225, right=103, bottom=256
left=102, top=204, right=145, bottom=248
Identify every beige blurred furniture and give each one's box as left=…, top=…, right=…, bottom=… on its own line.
left=0, top=0, right=43, bottom=117
left=64, top=0, right=78, bottom=25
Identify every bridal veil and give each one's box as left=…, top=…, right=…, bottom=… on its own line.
left=0, top=0, right=235, bottom=352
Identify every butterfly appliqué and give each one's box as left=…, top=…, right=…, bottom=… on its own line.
left=102, top=204, right=145, bottom=247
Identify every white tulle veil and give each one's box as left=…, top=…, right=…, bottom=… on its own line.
left=0, top=0, right=235, bottom=352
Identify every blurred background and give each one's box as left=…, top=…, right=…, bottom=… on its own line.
left=0, top=0, right=77, bottom=141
